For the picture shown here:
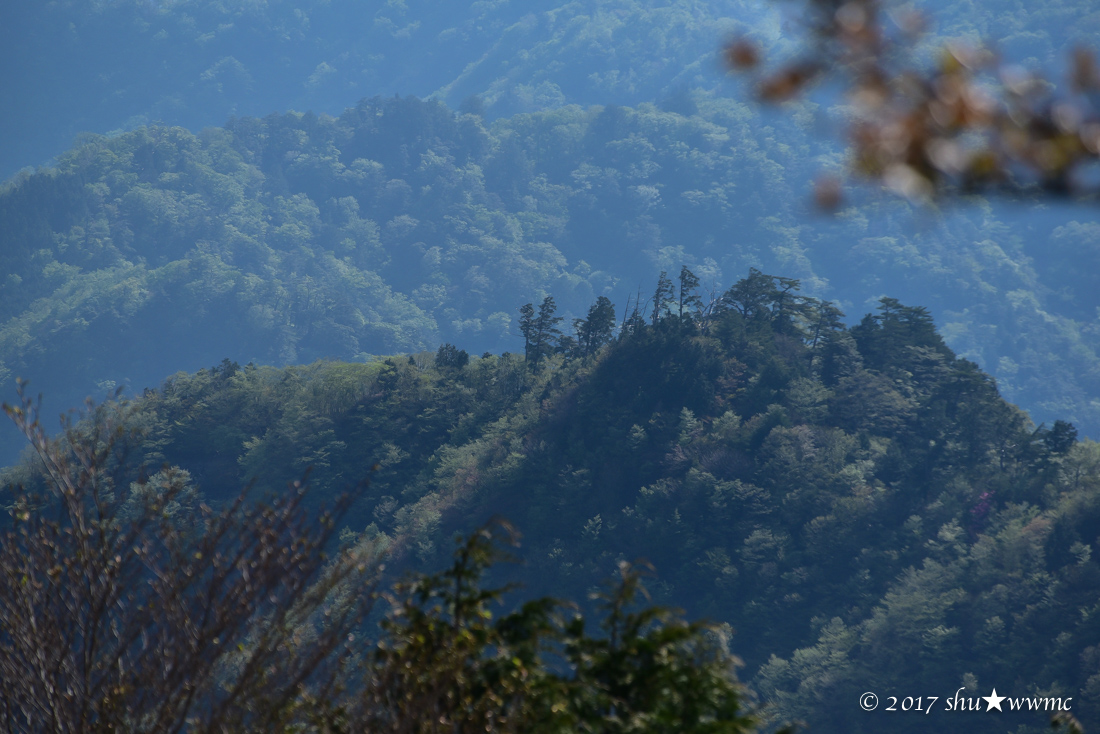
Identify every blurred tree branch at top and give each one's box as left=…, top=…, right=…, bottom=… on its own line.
left=723, top=0, right=1100, bottom=207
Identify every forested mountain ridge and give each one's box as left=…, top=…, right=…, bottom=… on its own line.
left=8, top=274, right=1096, bottom=733
left=0, top=0, right=760, bottom=181
left=4, top=2, right=1099, bottom=729
left=1, top=95, right=1098, bottom=466
left=4, top=0, right=1098, bottom=182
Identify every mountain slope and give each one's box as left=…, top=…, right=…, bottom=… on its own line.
left=10, top=275, right=1095, bottom=732
left=5, top=0, right=1098, bottom=181
left=1, top=96, right=1097, bottom=466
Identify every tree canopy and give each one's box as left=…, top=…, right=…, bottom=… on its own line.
left=7, top=272, right=1095, bottom=731
left=3, top=95, right=1099, bottom=464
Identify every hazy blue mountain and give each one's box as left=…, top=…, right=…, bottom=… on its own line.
left=5, top=0, right=1098, bottom=182
left=2, top=94, right=1098, bottom=467
left=1, top=0, right=774, bottom=181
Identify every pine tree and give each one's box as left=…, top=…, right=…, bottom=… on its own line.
left=519, top=302, right=536, bottom=363
left=677, top=266, right=702, bottom=323
left=575, top=296, right=616, bottom=360
left=530, top=296, right=563, bottom=369
left=436, top=343, right=470, bottom=370
left=651, top=271, right=675, bottom=325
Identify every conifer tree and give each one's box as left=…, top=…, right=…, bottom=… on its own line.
left=519, top=303, right=536, bottom=363
left=574, top=296, right=617, bottom=360
left=651, top=272, right=675, bottom=326
left=677, top=266, right=702, bottom=323
left=530, top=296, right=563, bottom=369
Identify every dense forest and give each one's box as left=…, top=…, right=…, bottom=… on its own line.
left=4, top=0, right=1098, bottom=182
left=3, top=0, right=1100, bottom=730
left=6, top=272, right=1097, bottom=732
left=0, top=0, right=762, bottom=180
left=2, top=95, right=1099, bottom=467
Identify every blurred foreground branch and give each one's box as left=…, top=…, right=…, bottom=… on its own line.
left=352, top=523, right=767, bottom=733
left=0, top=383, right=381, bottom=732
left=724, top=0, right=1100, bottom=205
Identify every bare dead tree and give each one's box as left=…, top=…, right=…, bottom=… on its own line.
left=0, top=383, right=381, bottom=733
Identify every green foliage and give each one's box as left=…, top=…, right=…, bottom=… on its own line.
left=5, top=270, right=1099, bottom=732
left=561, top=561, right=760, bottom=734
left=2, top=0, right=772, bottom=179
left=355, top=523, right=760, bottom=733
left=358, top=522, right=566, bottom=732
left=0, top=387, right=765, bottom=733
left=3, top=93, right=1100, bottom=462
left=650, top=272, right=676, bottom=326
left=530, top=296, right=564, bottom=369
left=436, top=343, right=470, bottom=371
left=677, top=266, right=703, bottom=324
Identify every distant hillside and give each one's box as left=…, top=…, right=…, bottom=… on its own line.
left=1, top=96, right=1097, bottom=466
left=7, top=274, right=1096, bottom=733
left=4, top=0, right=1098, bottom=181
left=0, top=0, right=764, bottom=180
